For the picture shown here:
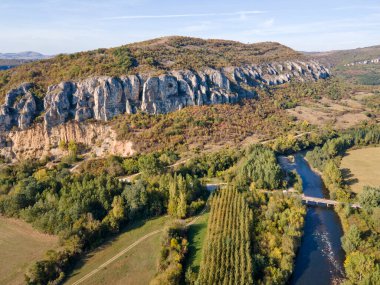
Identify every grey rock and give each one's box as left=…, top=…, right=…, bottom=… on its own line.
left=0, top=83, right=38, bottom=131
left=0, top=60, right=330, bottom=131
left=44, top=82, right=75, bottom=128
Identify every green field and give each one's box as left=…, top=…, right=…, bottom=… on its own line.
left=341, top=147, right=380, bottom=193
left=0, top=216, right=58, bottom=285
left=185, top=211, right=209, bottom=273
left=65, top=216, right=170, bottom=285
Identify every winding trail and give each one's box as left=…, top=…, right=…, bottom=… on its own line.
left=70, top=184, right=219, bottom=285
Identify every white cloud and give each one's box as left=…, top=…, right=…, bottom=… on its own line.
left=102, top=10, right=265, bottom=20
left=261, top=18, right=275, bottom=28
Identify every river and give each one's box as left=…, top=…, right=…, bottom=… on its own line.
left=279, top=154, right=346, bottom=285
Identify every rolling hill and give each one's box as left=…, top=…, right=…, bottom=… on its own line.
left=307, top=45, right=380, bottom=85
left=0, top=36, right=303, bottom=98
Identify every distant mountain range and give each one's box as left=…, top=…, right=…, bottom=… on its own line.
left=0, top=51, right=50, bottom=60
left=0, top=51, right=52, bottom=70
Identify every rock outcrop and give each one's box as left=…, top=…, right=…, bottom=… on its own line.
left=0, top=83, right=39, bottom=131
left=0, top=60, right=329, bottom=133
left=0, top=121, right=134, bottom=160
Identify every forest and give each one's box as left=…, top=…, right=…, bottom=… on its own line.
left=0, top=154, right=208, bottom=284
left=0, top=137, right=307, bottom=285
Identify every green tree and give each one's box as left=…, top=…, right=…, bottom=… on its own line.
left=358, top=186, right=380, bottom=213
left=344, top=251, right=376, bottom=284
left=138, top=154, right=163, bottom=176
left=341, top=225, right=362, bottom=253
left=68, top=140, right=78, bottom=160
left=177, top=191, right=188, bottom=219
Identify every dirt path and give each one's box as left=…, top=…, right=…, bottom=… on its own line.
left=69, top=184, right=220, bottom=285
left=70, top=230, right=162, bottom=285
left=118, top=158, right=191, bottom=182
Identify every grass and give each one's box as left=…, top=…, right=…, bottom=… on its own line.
left=64, top=215, right=170, bottom=285
left=341, top=147, right=380, bottom=194
left=184, top=211, right=209, bottom=274
left=0, top=216, right=58, bottom=285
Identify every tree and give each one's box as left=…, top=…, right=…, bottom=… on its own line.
left=68, top=140, right=78, bottom=160
left=138, top=154, right=163, bottom=176
left=177, top=191, right=188, bottom=219
left=168, top=177, right=178, bottom=217
left=358, top=186, right=380, bottom=213
left=341, top=225, right=361, bottom=253
left=323, top=160, right=342, bottom=186
left=344, top=251, right=376, bottom=284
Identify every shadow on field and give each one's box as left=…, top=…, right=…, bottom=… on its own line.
left=341, top=168, right=359, bottom=186
left=184, top=210, right=209, bottom=274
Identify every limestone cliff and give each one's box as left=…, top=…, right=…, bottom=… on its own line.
left=0, top=60, right=329, bottom=132
left=0, top=60, right=329, bottom=160
left=0, top=121, right=134, bottom=160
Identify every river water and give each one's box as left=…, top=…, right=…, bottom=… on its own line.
left=280, top=154, right=346, bottom=285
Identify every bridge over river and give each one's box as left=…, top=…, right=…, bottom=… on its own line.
left=300, top=194, right=361, bottom=208
left=260, top=190, right=361, bottom=209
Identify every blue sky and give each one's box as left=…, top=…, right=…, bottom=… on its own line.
left=1, top=0, right=380, bottom=54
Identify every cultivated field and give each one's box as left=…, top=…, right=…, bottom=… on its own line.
left=0, top=216, right=58, bottom=285
left=341, top=147, right=380, bottom=193
left=65, top=216, right=170, bottom=285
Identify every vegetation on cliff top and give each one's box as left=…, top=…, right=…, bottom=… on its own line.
left=0, top=36, right=301, bottom=101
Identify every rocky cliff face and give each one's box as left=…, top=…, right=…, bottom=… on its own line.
left=0, top=121, right=135, bottom=160
left=0, top=60, right=329, bottom=132
left=0, top=60, right=329, bottom=160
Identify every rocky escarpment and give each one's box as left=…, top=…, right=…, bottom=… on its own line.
left=0, top=121, right=134, bottom=160
left=0, top=60, right=329, bottom=132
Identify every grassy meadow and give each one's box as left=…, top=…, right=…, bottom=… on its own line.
left=0, top=216, right=58, bottom=285
left=65, top=216, right=170, bottom=285
left=341, top=147, right=380, bottom=193
left=184, top=211, right=209, bottom=274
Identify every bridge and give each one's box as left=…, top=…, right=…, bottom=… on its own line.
left=260, top=190, right=361, bottom=209
left=301, top=195, right=361, bottom=209
left=118, top=176, right=362, bottom=209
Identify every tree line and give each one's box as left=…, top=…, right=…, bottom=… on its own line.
left=0, top=154, right=208, bottom=284
left=304, top=124, right=380, bottom=284
left=197, top=186, right=254, bottom=284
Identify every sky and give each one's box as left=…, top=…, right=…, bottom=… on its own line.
left=1, top=0, right=380, bottom=54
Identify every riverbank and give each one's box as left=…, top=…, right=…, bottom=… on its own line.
left=282, top=154, right=346, bottom=285
left=303, top=128, right=380, bottom=284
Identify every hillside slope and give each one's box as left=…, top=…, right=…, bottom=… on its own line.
left=0, top=37, right=332, bottom=161
left=0, top=36, right=302, bottom=99
left=307, top=45, right=380, bottom=67
left=0, top=37, right=329, bottom=132
left=307, top=45, right=380, bottom=85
